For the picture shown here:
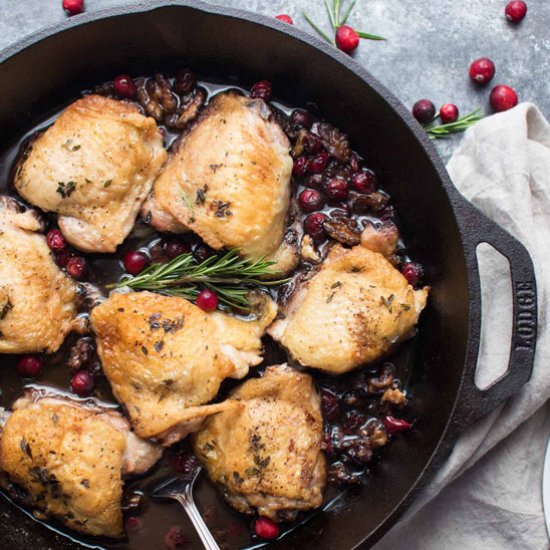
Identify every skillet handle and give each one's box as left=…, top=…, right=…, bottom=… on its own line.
left=450, top=198, right=537, bottom=433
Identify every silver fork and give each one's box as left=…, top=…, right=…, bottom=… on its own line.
left=151, top=469, right=220, bottom=550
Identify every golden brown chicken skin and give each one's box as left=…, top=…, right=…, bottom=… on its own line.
left=90, top=291, right=277, bottom=444
left=192, top=364, right=326, bottom=522
left=0, top=389, right=161, bottom=539
left=0, top=196, right=80, bottom=354
left=268, top=245, right=429, bottom=374
left=14, top=95, right=167, bottom=253
left=141, top=92, right=296, bottom=271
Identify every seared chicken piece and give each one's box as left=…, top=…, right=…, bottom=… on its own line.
left=0, top=388, right=161, bottom=538
left=192, top=364, right=326, bottom=521
left=141, top=92, right=296, bottom=271
left=269, top=246, right=429, bottom=374
left=14, top=95, right=167, bottom=253
left=90, top=291, right=277, bottom=444
left=0, top=196, right=80, bottom=354
left=360, top=221, right=399, bottom=258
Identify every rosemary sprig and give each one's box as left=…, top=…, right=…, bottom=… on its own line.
left=110, top=249, right=288, bottom=309
left=426, top=108, right=483, bottom=139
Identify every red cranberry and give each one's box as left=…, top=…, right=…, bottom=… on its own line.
left=174, top=69, right=196, bottom=95
left=196, top=289, right=219, bottom=312
left=439, top=103, right=459, bottom=124
left=352, top=170, right=376, bottom=194
left=469, top=57, right=496, bottom=86
left=125, top=516, right=143, bottom=531
left=292, top=155, right=310, bottom=177
left=490, top=85, right=518, bottom=112
left=299, top=189, right=324, bottom=212
left=402, top=262, right=423, bottom=286
left=349, top=152, right=362, bottom=173
left=335, top=25, right=360, bottom=54
left=275, top=14, right=293, bottom=24
left=123, top=251, right=150, bottom=275
left=412, top=99, right=436, bottom=124
left=250, top=80, right=272, bottom=102
left=46, top=229, right=66, bottom=251
left=70, top=370, right=95, bottom=396
left=165, top=239, right=190, bottom=259
left=66, top=256, right=88, bottom=280
left=62, top=0, right=84, bottom=15
left=306, top=173, right=323, bottom=189
left=16, top=355, right=42, bottom=378
left=505, top=1, right=527, bottom=23
left=321, top=390, right=340, bottom=421
left=164, top=525, right=190, bottom=549
left=254, top=517, right=280, bottom=540
left=343, top=410, right=366, bottom=433
left=304, top=212, right=328, bottom=241
left=383, top=416, right=412, bottom=435
left=309, top=150, right=329, bottom=174
left=170, top=452, right=200, bottom=477
left=325, top=178, right=348, bottom=202
left=290, top=109, right=312, bottom=130
left=304, top=133, right=322, bottom=154
left=56, top=248, right=73, bottom=268
left=113, top=74, right=137, bottom=99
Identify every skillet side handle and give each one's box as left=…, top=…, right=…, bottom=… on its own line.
left=451, top=198, right=538, bottom=433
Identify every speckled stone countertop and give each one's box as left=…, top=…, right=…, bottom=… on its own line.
left=0, top=0, right=548, bottom=161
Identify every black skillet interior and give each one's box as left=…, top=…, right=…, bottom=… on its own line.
left=0, top=2, right=537, bottom=549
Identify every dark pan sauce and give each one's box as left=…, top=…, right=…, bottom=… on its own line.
left=0, top=75, right=422, bottom=549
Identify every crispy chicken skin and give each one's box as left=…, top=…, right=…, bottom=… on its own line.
left=268, top=245, right=429, bottom=374
left=0, top=389, right=161, bottom=539
left=14, top=95, right=167, bottom=253
left=0, top=196, right=80, bottom=354
left=192, top=364, right=326, bottom=521
left=90, top=291, right=277, bottom=443
left=141, top=92, right=296, bottom=271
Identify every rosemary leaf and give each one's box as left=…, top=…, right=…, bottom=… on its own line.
left=357, top=30, right=387, bottom=41
left=426, top=108, right=483, bottom=139
left=324, top=0, right=336, bottom=28
left=341, top=0, right=356, bottom=25
left=179, top=188, right=194, bottom=211
left=303, top=12, right=335, bottom=45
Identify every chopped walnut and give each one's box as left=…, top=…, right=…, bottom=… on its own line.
left=382, top=387, right=407, bottom=406
left=322, top=217, right=361, bottom=246
left=300, top=235, right=320, bottom=262
left=174, top=88, right=206, bottom=129
left=370, top=428, right=388, bottom=448
left=315, top=122, right=351, bottom=162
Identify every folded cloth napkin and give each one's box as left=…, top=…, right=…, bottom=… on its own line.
left=374, top=103, right=550, bottom=550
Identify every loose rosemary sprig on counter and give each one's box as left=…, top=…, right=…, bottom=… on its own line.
left=110, top=249, right=288, bottom=309
left=426, top=108, right=483, bottom=139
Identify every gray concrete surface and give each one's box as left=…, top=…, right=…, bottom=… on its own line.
left=0, top=0, right=548, bottom=162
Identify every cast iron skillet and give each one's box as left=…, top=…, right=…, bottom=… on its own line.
left=0, top=1, right=538, bottom=548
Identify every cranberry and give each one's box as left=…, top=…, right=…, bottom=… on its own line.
left=299, top=189, right=324, bottom=212
left=490, top=85, right=518, bottom=112
left=304, top=212, right=328, bottom=241
left=113, top=74, right=137, bottom=99
left=196, top=289, right=219, bottom=312
left=439, top=103, right=459, bottom=124
left=342, top=410, right=366, bottom=433
left=412, top=99, right=436, bottom=124
left=174, top=69, right=196, bottom=95
left=70, top=370, right=95, bottom=396
left=254, top=517, right=280, bottom=540
left=309, top=150, right=329, bottom=173
left=469, top=57, right=496, bottom=85
left=335, top=25, right=360, bottom=54
left=321, top=390, right=340, bottom=421
left=306, top=173, right=323, bottom=189
left=164, top=525, right=190, bottom=549
left=16, top=355, right=42, bottom=378
left=125, top=516, right=143, bottom=531
left=304, top=133, right=322, bottom=154
left=66, top=256, right=88, bottom=280
left=290, top=109, right=312, bottom=130
left=250, top=80, right=272, bottom=102
left=193, top=244, right=214, bottom=263
left=62, top=0, right=84, bottom=15
left=123, top=251, right=150, bottom=275
left=325, top=178, right=348, bottom=202
left=165, top=239, right=190, bottom=259
left=352, top=170, right=376, bottom=194
left=383, top=416, right=412, bottom=435
left=292, top=155, right=310, bottom=177
left=46, top=229, right=67, bottom=251
left=170, top=452, right=200, bottom=477
left=275, top=14, right=294, bottom=24
left=56, top=248, right=73, bottom=268
left=402, top=262, right=423, bottom=286
left=505, top=1, right=527, bottom=23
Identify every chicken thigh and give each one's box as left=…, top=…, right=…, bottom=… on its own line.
left=141, top=92, right=296, bottom=271
left=14, top=95, right=167, bottom=253
left=0, top=387, right=161, bottom=538
left=0, top=196, right=80, bottom=354
left=90, top=290, right=277, bottom=444
left=192, top=364, right=326, bottom=521
left=268, top=245, right=429, bottom=374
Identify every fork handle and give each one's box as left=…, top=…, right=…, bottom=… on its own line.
left=173, top=490, right=221, bottom=550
